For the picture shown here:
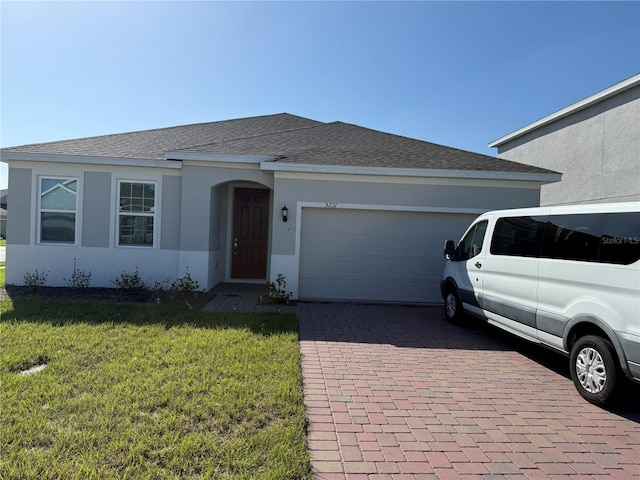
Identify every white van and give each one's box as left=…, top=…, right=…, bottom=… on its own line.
left=441, top=202, right=640, bottom=406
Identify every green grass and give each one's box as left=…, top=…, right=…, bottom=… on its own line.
left=0, top=297, right=312, bottom=480
left=0, top=262, right=4, bottom=286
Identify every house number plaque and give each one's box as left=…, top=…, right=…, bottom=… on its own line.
left=324, top=202, right=338, bottom=208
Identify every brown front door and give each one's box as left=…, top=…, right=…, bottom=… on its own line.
left=231, top=188, right=270, bottom=279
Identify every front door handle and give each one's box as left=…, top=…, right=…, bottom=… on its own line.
left=475, top=262, right=482, bottom=269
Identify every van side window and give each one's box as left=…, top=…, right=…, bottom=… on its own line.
left=541, top=214, right=607, bottom=262
left=457, top=220, right=488, bottom=261
left=600, top=212, right=640, bottom=265
left=490, top=216, right=547, bottom=257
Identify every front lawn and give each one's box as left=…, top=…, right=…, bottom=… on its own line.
left=0, top=297, right=312, bottom=479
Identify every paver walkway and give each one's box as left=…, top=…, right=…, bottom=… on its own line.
left=296, top=302, right=640, bottom=480
left=202, top=282, right=292, bottom=313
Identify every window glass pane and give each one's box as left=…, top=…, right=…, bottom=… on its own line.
left=470, top=221, right=488, bottom=258
left=119, top=215, right=154, bottom=246
left=600, top=212, right=640, bottom=265
left=144, top=183, right=155, bottom=198
left=120, top=182, right=132, bottom=197
left=120, top=182, right=155, bottom=213
left=41, top=179, right=77, bottom=211
left=541, top=214, right=606, bottom=262
left=41, top=212, right=75, bottom=243
left=119, top=197, right=132, bottom=213
left=41, top=178, right=77, bottom=193
left=491, top=216, right=546, bottom=257
left=458, top=221, right=488, bottom=260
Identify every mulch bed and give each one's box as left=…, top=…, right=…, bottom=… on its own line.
left=0, top=285, right=154, bottom=303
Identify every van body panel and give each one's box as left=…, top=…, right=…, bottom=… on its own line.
left=618, top=332, right=640, bottom=379
left=450, top=278, right=482, bottom=309
left=536, top=310, right=568, bottom=338
left=484, top=311, right=539, bottom=344
left=444, top=220, right=489, bottom=311
left=482, top=254, right=540, bottom=335
left=482, top=295, right=537, bottom=328
left=537, top=260, right=639, bottom=345
left=537, top=331, right=565, bottom=351
left=441, top=201, right=640, bottom=393
left=458, top=260, right=483, bottom=309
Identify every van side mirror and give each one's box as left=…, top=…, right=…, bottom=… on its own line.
left=444, top=240, right=456, bottom=260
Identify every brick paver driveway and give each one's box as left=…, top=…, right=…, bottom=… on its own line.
left=297, top=302, right=640, bottom=480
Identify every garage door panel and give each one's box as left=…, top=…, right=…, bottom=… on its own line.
left=304, top=233, right=431, bottom=257
left=299, top=208, right=476, bottom=303
left=302, top=254, right=428, bottom=277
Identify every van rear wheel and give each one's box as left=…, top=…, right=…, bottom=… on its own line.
left=570, top=335, right=621, bottom=407
left=444, top=288, right=463, bottom=323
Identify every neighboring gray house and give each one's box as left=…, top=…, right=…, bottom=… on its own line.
left=0, top=114, right=559, bottom=303
left=0, top=188, right=6, bottom=239
left=490, top=73, right=640, bottom=206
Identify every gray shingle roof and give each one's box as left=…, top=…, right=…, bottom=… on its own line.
left=179, top=121, right=552, bottom=173
left=1, top=113, right=556, bottom=174
left=1, top=114, right=322, bottom=160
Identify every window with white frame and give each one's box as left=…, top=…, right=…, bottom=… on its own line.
left=118, top=181, right=155, bottom=246
left=39, top=177, right=78, bottom=243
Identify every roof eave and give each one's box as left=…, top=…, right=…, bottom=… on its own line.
left=489, top=73, right=640, bottom=149
left=260, top=161, right=561, bottom=183
left=0, top=151, right=182, bottom=169
left=165, top=151, right=276, bottom=163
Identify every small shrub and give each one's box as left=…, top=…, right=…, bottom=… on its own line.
left=65, top=259, right=92, bottom=289
left=111, top=267, right=147, bottom=291
left=266, top=273, right=293, bottom=304
left=151, top=278, right=171, bottom=292
left=171, top=269, right=200, bottom=293
left=24, top=269, right=49, bottom=292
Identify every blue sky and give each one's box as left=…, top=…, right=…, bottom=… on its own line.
left=1, top=1, right=639, bottom=189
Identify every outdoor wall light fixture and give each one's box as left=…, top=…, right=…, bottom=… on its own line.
left=281, top=205, right=289, bottom=222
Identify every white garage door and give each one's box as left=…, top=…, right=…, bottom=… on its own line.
left=299, top=208, right=477, bottom=303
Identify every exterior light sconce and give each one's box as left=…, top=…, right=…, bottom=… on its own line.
left=281, top=205, right=289, bottom=222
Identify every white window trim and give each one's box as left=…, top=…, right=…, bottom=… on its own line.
left=37, top=175, right=80, bottom=245
left=115, top=179, right=159, bottom=248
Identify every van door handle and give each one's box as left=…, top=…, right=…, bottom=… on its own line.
left=475, top=262, right=482, bottom=269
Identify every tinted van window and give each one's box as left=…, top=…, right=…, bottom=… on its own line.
left=457, top=221, right=488, bottom=261
left=600, top=212, right=640, bottom=265
left=491, top=216, right=547, bottom=257
left=541, top=214, right=606, bottom=262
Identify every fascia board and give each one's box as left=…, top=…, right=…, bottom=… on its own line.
left=489, top=73, right=640, bottom=148
left=261, top=161, right=561, bottom=184
left=0, top=152, right=182, bottom=169
left=165, top=151, right=275, bottom=163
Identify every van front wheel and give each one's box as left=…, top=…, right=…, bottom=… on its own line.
left=444, top=289, right=463, bottom=323
left=570, top=335, right=621, bottom=406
